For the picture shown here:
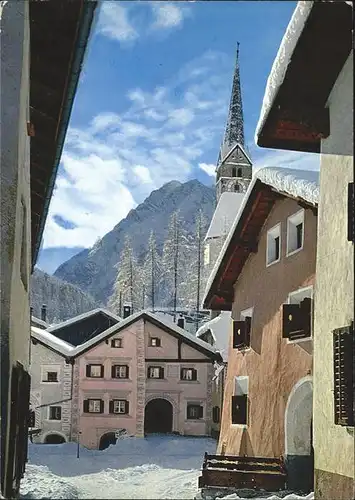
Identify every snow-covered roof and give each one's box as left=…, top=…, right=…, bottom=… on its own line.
left=71, top=310, right=221, bottom=359
left=255, top=1, right=313, bottom=143
left=47, top=308, right=122, bottom=332
left=196, top=311, right=231, bottom=362
left=203, top=167, right=319, bottom=306
left=205, top=192, right=245, bottom=240
left=31, top=316, right=49, bottom=329
left=31, top=326, right=74, bottom=356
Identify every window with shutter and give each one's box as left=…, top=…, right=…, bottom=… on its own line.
left=111, top=338, right=123, bottom=348
left=111, top=400, right=127, bottom=414
left=348, top=182, right=354, bottom=243
left=212, top=406, right=220, bottom=423
left=181, top=368, right=197, bottom=381
left=112, top=365, right=128, bottom=379
left=148, top=366, right=161, bottom=379
left=87, top=364, right=103, bottom=378
left=150, top=337, right=161, bottom=347
left=86, top=399, right=102, bottom=413
left=282, top=298, right=312, bottom=340
left=333, top=324, right=354, bottom=427
left=233, top=320, right=246, bottom=348
left=231, top=395, right=248, bottom=425
left=159, top=367, right=164, bottom=379
left=49, top=406, right=61, bottom=420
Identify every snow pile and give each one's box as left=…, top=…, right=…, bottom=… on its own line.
left=255, top=1, right=313, bottom=143
left=21, top=435, right=218, bottom=499
left=31, top=326, right=75, bottom=354
left=196, top=311, right=232, bottom=362
left=214, top=494, right=314, bottom=500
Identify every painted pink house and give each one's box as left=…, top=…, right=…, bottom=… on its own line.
left=70, top=312, right=222, bottom=449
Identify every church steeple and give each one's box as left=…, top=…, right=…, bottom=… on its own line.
left=223, top=42, right=245, bottom=152
left=216, top=43, right=252, bottom=202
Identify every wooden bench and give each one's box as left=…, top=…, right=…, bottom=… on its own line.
left=198, top=452, right=287, bottom=492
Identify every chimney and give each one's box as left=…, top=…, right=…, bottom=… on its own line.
left=123, top=305, right=131, bottom=319
left=177, top=316, right=185, bottom=329
left=41, top=304, right=47, bottom=322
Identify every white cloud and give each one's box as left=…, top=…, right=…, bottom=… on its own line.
left=43, top=51, right=232, bottom=249
left=150, top=2, right=188, bottom=30
left=96, top=1, right=192, bottom=46
left=97, top=2, right=138, bottom=43
left=198, top=163, right=216, bottom=177
left=251, top=147, right=320, bottom=174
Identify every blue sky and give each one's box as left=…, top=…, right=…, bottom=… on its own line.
left=39, top=1, right=319, bottom=274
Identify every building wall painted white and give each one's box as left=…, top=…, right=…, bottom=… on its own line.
left=314, top=50, right=354, bottom=481
left=30, top=341, right=73, bottom=443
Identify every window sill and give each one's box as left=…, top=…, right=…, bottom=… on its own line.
left=266, top=258, right=280, bottom=268
left=230, top=423, right=248, bottom=429
left=286, top=246, right=303, bottom=258
left=41, top=381, right=60, bottom=384
left=107, top=413, right=132, bottom=418
left=185, top=418, right=205, bottom=423
left=44, top=419, right=62, bottom=422
left=147, top=378, right=167, bottom=381
left=178, top=380, right=200, bottom=384
left=287, top=335, right=312, bottom=345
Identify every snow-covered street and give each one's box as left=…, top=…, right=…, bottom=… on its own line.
left=20, top=435, right=313, bottom=500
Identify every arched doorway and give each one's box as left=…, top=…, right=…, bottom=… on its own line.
left=144, top=399, right=173, bottom=434
left=99, top=432, right=117, bottom=450
left=285, top=376, right=313, bottom=492
left=44, top=433, right=66, bottom=444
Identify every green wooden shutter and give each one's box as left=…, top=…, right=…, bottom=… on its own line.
left=100, top=365, right=104, bottom=378
left=125, top=400, right=130, bottom=414
left=198, top=405, right=204, bottom=418
left=245, top=316, right=252, bottom=346
left=348, top=182, right=354, bottom=242
left=192, top=369, right=197, bottom=381
left=333, top=324, right=354, bottom=426
left=83, top=400, right=89, bottom=413
left=125, top=365, right=129, bottom=379
left=282, top=304, right=302, bottom=338
left=111, top=365, right=116, bottom=378
left=86, top=365, right=91, bottom=377
left=159, top=367, right=164, bottom=379
left=99, top=400, right=104, bottom=414
left=233, top=321, right=246, bottom=348
left=180, top=368, right=184, bottom=380
left=109, top=401, right=114, bottom=414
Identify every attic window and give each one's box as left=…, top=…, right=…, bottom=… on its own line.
left=266, top=223, right=281, bottom=266
left=150, top=337, right=161, bottom=347
left=287, top=209, right=304, bottom=256
left=111, top=338, right=122, bottom=348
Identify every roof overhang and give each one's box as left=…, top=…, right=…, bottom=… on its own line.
left=256, top=1, right=353, bottom=153
left=30, top=0, right=98, bottom=268
left=203, top=179, right=317, bottom=311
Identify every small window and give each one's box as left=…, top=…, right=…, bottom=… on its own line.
left=86, top=364, right=104, bottom=378
left=266, top=223, right=281, bottom=266
left=237, top=168, right=242, bottom=177
left=149, top=337, right=161, bottom=347
left=84, top=399, right=104, bottom=413
left=112, top=365, right=129, bottom=379
left=29, top=410, right=35, bottom=427
left=109, top=399, right=129, bottom=415
left=212, top=406, right=220, bottom=423
left=231, top=395, right=247, bottom=425
left=283, top=287, right=313, bottom=341
left=49, top=406, right=61, bottom=421
left=232, top=167, right=236, bottom=177
left=111, top=338, right=123, bottom=348
left=43, top=371, right=58, bottom=383
left=148, top=366, right=164, bottom=379
left=287, top=209, right=304, bottom=256
left=187, top=404, right=203, bottom=420
left=180, top=368, right=197, bottom=381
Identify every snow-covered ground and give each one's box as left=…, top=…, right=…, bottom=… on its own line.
left=20, top=435, right=314, bottom=500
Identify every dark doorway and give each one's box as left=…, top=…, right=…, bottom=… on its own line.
left=144, top=399, right=173, bottom=434
left=99, top=432, right=117, bottom=450
left=44, top=433, right=65, bottom=444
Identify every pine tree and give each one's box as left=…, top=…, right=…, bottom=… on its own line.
left=141, top=231, right=160, bottom=312
left=109, top=236, right=138, bottom=315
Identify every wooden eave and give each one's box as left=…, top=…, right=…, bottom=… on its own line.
left=257, top=1, right=353, bottom=153
left=29, top=0, right=97, bottom=267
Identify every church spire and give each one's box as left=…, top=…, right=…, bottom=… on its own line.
left=222, top=42, right=245, bottom=153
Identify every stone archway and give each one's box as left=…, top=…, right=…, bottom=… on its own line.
left=285, top=376, right=313, bottom=492
left=144, top=398, right=173, bottom=434
left=43, top=433, right=66, bottom=444
left=99, top=432, right=117, bottom=450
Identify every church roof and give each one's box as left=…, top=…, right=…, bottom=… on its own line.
left=205, top=192, right=245, bottom=240
left=220, top=142, right=252, bottom=167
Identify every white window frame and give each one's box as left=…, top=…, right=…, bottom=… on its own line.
left=113, top=400, right=126, bottom=414
left=48, top=405, right=62, bottom=421
left=181, top=368, right=193, bottom=380
left=88, top=399, right=101, bottom=413
left=286, top=285, right=314, bottom=344
left=41, top=365, right=60, bottom=384
left=114, top=365, right=128, bottom=379
left=150, top=337, right=161, bottom=347
left=266, top=223, right=281, bottom=267
left=112, top=338, right=123, bottom=348
left=286, top=209, right=305, bottom=257
left=148, top=366, right=161, bottom=379
left=89, top=365, right=102, bottom=378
